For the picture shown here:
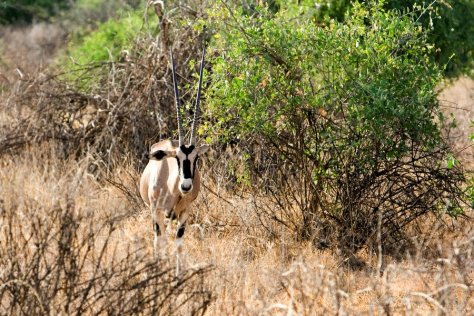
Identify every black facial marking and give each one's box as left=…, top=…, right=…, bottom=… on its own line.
left=177, top=225, right=186, bottom=238
left=154, top=223, right=161, bottom=236
left=193, top=156, right=199, bottom=175
left=182, top=159, right=192, bottom=179
left=175, top=157, right=180, bottom=170
left=180, top=145, right=195, bottom=155
left=176, top=145, right=196, bottom=180
left=149, top=150, right=167, bottom=160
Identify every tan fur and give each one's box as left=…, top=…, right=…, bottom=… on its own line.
left=140, top=139, right=203, bottom=257
left=140, top=141, right=201, bottom=217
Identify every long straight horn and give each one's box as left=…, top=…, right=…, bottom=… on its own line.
left=170, top=49, right=185, bottom=147
left=189, top=46, right=206, bottom=146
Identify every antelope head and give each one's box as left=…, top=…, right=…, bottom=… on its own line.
left=150, top=47, right=209, bottom=195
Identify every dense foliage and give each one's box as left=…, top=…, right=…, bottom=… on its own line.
left=60, top=10, right=149, bottom=90
left=205, top=2, right=465, bottom=250
left=0, top=0, right=142, bottom=25
left=0, top=0, right=71, bottom=24
left=299, top=0, right=474, bottom=76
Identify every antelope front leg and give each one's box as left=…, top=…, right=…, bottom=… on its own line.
left=175, top=210, right=189, bottom=252
left=150, top=200, right=166, bottom=259
left=175, top=210, right=189, bottom=276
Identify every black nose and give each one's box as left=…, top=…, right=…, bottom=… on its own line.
left=181, top=183, right=192, bottom=192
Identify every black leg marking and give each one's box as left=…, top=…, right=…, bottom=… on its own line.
left=176, top=224, right=186, bottom=238
left=165, top=210, right=177, bottom=220
left=154, top=222, right=161, bottom=236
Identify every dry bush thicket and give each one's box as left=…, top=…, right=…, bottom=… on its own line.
left=0, top=6, right=216, bottom=313
left=0, top=152, right=213, bottom=315
left=0, top=23, right=67, bottom=77
left=0, top=3, right=207, bottom=176
left=233, top=133, right=468, bottom=260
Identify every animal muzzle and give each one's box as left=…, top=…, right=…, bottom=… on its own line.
left=180, top=178, right=193, bottom=193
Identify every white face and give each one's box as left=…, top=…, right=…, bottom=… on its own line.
left=175, top=145, right=208, bottom=194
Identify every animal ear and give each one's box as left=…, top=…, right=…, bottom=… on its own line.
left=149, top=149, right=176, bottom=160
left=196, top=144, right=210, bottom=155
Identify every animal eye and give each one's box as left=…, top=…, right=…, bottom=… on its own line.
left=150, top=150, right=167, bottom=160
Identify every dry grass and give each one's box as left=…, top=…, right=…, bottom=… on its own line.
left=1, top=143, right=472, bottom=315
left=0, top=149, right=213, bottom=315
left=185, top=190, right=474, bottom=315
left=0, top=23, right=66, bottom=80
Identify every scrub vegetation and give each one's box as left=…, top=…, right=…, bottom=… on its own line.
left=0, top=0, right=473, bottom=314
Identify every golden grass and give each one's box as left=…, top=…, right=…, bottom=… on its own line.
left=1, top=146, right=472, bottom=315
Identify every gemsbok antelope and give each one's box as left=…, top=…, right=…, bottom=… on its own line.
left=140, top=48, right=209, bottom=258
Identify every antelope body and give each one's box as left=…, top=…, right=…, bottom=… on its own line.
left=140, top=48, right=208, bottom=256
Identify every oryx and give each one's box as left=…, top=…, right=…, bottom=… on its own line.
left=140, top=47, right=209, bottom=257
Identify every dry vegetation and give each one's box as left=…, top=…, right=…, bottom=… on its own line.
left=1, top=144, right=473, bottom=314
left=1, top=5, right=474, bottom=315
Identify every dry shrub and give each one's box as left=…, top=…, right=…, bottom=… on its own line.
left=234, top=139, right=467, bottom=259
left=0, top=23, right=66, bottom=76
left=0, top=143, right=472, bottom=315
left=0, top=2, right=207, bottom=175
left=0, top=151, right=213, bottom=315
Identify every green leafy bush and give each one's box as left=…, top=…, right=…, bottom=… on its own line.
left=387, top=0, right=474, bottom=76
left=271, top=0, right=474, bottom=76
left=205, top=1, right=466, bottom=251
left=0, top=0, right=71, bottom=24
left=67, top=13, right=143, bottom=65
left=60, top=10, right=153, bottom=90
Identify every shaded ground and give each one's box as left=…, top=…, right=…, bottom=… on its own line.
left=439, top=76, right=474, bottom=168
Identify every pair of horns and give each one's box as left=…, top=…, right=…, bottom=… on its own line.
left=170, top=47, right=206, bottom=147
